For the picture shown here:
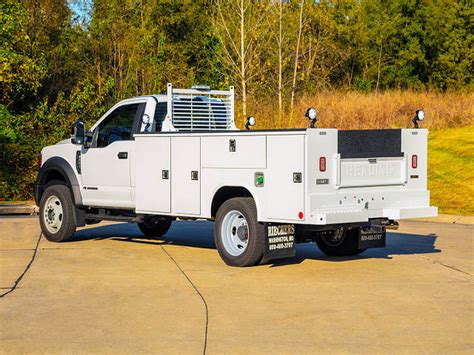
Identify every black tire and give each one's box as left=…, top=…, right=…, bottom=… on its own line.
left=316, top=227, right=366, bottom=257
left=214, top=197, right=265, bottom=267
left=39, top=181, right=77, bottom=242
left=137, top=216, right=172, bottom=237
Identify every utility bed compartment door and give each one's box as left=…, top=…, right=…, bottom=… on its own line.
left=201, top=136, right=266, bottom=169
left=135, top=137, right=171, bottom=213
left=266, top=135, right=305, bottom=221
left=171, top=137, right=201, bottom=215
left=338, top=157, right=406, bottom=188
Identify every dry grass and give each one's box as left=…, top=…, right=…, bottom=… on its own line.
left=242, top=90, right=474, bottom=130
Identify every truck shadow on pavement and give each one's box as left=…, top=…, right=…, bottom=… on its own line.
left=71, top=221, right=441, bottom=266
left=274, top=232, right=441, bottom=267
left=72, top=220, right=216, bottom=249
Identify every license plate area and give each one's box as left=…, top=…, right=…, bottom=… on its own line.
left=358, top=225, right=386, bottom=249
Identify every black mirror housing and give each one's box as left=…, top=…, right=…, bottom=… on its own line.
left=71, top=121, right=86, bottom=145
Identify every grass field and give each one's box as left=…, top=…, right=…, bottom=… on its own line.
left=428, top=126, right=474, bottom=215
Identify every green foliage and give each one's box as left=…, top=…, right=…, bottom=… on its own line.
left=0, top=0, right=47, bottom=108
left=0, top=0, right=472, bottom=200
left=0, top=77, right=113, bottom=200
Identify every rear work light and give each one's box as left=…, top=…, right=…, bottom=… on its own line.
left=412, top=155, right=418, bottom=169
left=319, top=157, right=326, bottom=172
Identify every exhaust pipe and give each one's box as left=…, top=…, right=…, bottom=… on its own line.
left=385, top=221, right=399, bottom=230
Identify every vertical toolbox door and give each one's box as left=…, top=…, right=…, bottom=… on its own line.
left=171, top=136, right=201, bottom=215
left=267, top=135, right=305, bottom=221
left=135, top=136, right=171, bottom=213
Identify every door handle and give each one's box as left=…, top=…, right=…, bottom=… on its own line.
left=117, top=152, right=128, bottom=159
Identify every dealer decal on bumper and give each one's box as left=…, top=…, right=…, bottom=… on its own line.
left=264, top=223, right=296, bottom=260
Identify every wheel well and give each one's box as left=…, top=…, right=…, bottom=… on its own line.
left=35, top=156, right=83, bottom=210
left=37, top=169, right=69, bottom=203
left=211, top=186, right=253, bottom=218
left=44, top=170, right=68, bottom=186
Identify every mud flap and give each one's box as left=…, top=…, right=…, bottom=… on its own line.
left=358, top=224, right=386, bottom=249
left=263, top=223, right=296, bottom=260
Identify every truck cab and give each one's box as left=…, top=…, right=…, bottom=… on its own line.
left=35, top=84, right=437, bottom=267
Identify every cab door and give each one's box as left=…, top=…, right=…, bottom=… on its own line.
left=80, top=101, right=145, bottom=208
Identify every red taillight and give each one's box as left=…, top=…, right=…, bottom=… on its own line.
left=319, top=157, right=326, bottom=172
left=412, top=155, right=418, bottom=169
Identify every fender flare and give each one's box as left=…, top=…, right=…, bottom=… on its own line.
left=34, top=156, right=83, bottom=207
left=210, top=185, right=262, bottom=220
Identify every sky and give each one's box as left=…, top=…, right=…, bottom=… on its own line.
left=68, top=0, right=92, bottom=24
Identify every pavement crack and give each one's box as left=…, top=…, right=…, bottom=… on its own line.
left=160, top=245, right=209, bottom=355
left=432, top=260, right=472, bottom=276
left=391, top=245, right=472, bottom=277
left=0, top=232, right=42, bottom=298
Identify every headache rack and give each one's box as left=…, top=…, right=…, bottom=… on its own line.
left=166, top=83, right=236, bottom=131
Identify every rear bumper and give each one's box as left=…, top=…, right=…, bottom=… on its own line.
left=308, top=206, right=438, bottom=225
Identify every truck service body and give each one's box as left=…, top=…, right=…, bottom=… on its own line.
left=35, top=84, right=437, bottom=266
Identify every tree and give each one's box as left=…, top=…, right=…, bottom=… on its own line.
left=0, top=0, right=46, bottom=110
left=361, top=0, right=399, bottom=93
left=289, top=0, right=305, bottom=124
left=214, top=0, right=268, bottom=121
left=423, top=0, right=473, bottom=90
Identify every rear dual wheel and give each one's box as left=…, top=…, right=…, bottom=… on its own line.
left=214, top=197, right=265, bottom=267
left=316, top=227, right=366, bottom=257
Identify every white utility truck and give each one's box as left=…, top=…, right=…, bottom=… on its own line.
left=35, top=84, right=437, bottom=266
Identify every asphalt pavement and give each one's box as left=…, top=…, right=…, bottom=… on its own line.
left=0, top=217, right=472, bottom=354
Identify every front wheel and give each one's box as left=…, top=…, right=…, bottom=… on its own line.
left=214, top=197, right=265, bottom=267
left=39, top=183, right=77, bottom=242
left=316, top=227, right=366, bottom=257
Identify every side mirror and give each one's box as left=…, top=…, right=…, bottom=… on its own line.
left=71, top=121, right=85, bottom=145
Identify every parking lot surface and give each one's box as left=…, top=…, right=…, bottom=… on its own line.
left=1, top=217, right=472, bottom=354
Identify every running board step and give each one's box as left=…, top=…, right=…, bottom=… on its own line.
left=85, top=213, right=143, bottom=223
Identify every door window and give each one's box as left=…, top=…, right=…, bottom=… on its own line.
left=95, top=104, right=139, bottom=147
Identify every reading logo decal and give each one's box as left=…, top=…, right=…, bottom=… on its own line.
left=264, top=223, right=296, bottom=260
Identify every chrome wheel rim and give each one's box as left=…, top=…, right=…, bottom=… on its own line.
left=221, top=210, right=249, bottom=256
left=43, top=195, right=63, bottom=234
